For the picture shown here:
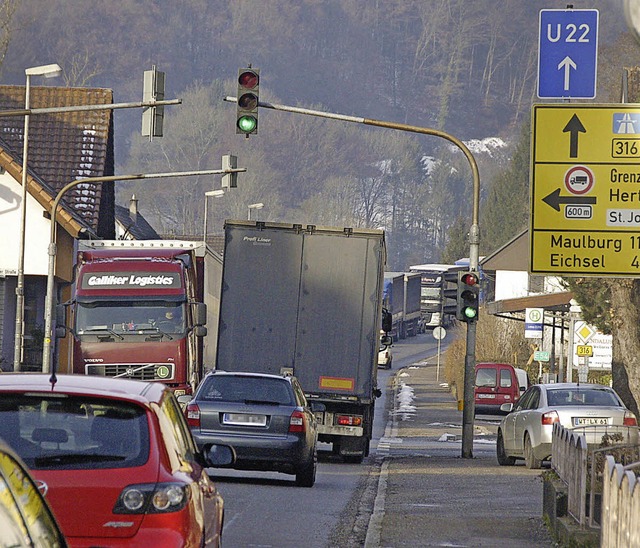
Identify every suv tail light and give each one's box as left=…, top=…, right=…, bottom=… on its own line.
left=289, top=409, right=306, bottom=433
left=185, top=402, right=201, bottom=428
left=624, top=411, right=638, bottom=426
left=336, top=415, right=363, bottom=427
left=114, top=482, right=189, bottom=514
left=541, top=411, right=559, bottom=425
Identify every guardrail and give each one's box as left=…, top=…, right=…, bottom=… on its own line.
left=551, top=423, right=640, bottom=529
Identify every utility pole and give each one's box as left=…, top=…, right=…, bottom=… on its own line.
left=224, top=96, right=481, bottom=458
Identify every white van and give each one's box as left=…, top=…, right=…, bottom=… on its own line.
left=514, top=368, right=530, bottom=395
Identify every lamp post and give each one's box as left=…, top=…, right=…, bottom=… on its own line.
left=247, top=202, right=264, bottom=220
left=203, top=189, right=224, bottom=241
left=14, top=63, right=62, bottom=371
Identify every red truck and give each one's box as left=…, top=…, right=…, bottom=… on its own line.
left=60, top=240, right=220, bottom=396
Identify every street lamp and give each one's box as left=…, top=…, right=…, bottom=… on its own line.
left=247, top=202, right=264, bottom=220
left=14, top=63, right=62, bottom=371
left=203, top=189, right=224, bottom=241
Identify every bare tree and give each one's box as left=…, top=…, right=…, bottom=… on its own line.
left=0, top=0, right=19, bottom=77
left=60, top=45, right=103, bottom=87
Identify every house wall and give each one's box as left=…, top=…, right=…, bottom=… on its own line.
left=0, top=171, right=50, bottom=275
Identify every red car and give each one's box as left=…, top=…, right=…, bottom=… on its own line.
left=0, top=374, right=233, bottom=547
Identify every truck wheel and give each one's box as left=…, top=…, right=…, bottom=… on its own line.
left=295, top=450, right=317, bottom=487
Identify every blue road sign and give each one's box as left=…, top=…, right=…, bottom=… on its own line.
left=538, top=9, right=599, bottom=99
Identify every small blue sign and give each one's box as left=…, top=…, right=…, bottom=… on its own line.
left=538, top=9, right=599, bottom=99
left=613, top=112, right=640, bottom=135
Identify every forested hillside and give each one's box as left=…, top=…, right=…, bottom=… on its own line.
left=1, top=0, right=637, bottom=268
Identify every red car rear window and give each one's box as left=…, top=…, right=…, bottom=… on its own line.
left=0, top=395, right=149, bottom=470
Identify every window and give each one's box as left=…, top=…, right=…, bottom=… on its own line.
left=201, top=376, right=295, bottom=405
left=0, top=396, right=149, bottom=470
left=499, top=369, right=512, bottom=388
left=475, top=368, right=496, bottom=388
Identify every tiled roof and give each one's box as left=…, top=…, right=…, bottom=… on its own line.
left=0, top=85, right=115, bottom=236
left=115, top=203, right=160, bottom=240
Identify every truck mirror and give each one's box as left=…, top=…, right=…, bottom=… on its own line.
left=194, top=303, right=207, bottom=326
left=55, top=304, right=68, bottom=338
left=56, top=304, right=67, bottom=326
left=193, top=325, right=207, bottom=337
left=381, top=308, right=392, bottom=333
left=381, top=334, right=392, bottom=346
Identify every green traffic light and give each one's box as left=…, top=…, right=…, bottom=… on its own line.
left=237, top=115, right=257, bottom=133
left=463, top=306, right=478, bottom=320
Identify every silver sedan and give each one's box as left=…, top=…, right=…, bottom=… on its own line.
left=497, top=383, right=638, bottom=469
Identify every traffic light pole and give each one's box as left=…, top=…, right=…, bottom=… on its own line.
left=224, top=96, right=480, bottom=458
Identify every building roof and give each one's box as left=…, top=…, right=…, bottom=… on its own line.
left=114, top=202, right=160, bottom=240
left=0, top=85, right=115, bottom=237
left=480, top=229, right=573, bottom=316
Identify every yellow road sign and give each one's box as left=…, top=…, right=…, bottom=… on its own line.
left=576, top=345, right=593, bottom=357
left=531, top=104, right=640, bottom=276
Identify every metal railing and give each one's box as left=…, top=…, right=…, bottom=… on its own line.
left=601, top=457, right=640, bottom=547
left=551, top=423, right=640, bottom=529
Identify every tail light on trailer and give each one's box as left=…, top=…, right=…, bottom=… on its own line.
left=336, top=415, right=363, bottom=427
left=289, top=409, right=306, bottom=433
left=185, top=402, right=201, bottom=428
left=541, top=411, right=560, bottom=425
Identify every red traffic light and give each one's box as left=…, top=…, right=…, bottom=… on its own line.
left=238, top=70, right=259, bottom=89
left=460, top=272, right=479, bottom=286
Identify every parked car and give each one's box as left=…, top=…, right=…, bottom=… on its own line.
left=182, top=371, right=318, bottom=487
left=0, top=439, right=68, bottom=547
left=514, top=367, right=530, bottom=396
left=474, top=362, right=521, bottom=415
left=0, top=374, right=234, bottom=547
left=497, top=383, right=639, bottom=469
left=378, top=344, right=393, bottom=369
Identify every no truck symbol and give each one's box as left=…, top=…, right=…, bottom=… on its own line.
left=564, top=165, right=594, bottom=195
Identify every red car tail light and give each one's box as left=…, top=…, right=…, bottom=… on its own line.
left=289, top=409, right=306, bottom=433
left=541, top=411, right=560, bottom=425
left=336, top=415, right=362, bottom=427
left=114, top=483, right=189, bottom=514
left=624, top=411, right=638, bottom=426
left=185, top=402, right=200, bottom=428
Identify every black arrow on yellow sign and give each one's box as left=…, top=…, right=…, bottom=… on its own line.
left=563, top=114, right=586, bottom=158
left=542, top=188, right=597, bottom=211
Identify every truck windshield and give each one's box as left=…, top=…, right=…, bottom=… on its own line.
left=76, top=301, right=187, bottom=335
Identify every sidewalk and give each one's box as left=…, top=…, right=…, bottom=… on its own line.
left=366, top=357, right=557, bottom=547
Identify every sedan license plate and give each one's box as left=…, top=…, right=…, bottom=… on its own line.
left=223, top=413, right=267, bottom=427
left=573, top=417, right=610, bottom=427
left=477, top=394, right=496, bottom=399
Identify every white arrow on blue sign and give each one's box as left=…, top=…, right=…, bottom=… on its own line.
left=538, top=9, right=599, bottom=99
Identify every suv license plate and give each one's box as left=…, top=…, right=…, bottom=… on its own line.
left=477, top=394, right=496, bottom=399
left=223, top=413, right=267, bottom=426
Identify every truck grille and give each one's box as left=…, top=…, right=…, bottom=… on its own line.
left=85, top=363, right=175, bottom=382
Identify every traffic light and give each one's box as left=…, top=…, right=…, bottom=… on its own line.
left=458, top=272, right=480, bottom=322
left=142, top=66, right=165, bottom=139
left=236, top=67, right=259, bottom=135
left=442, top=271, right=460, bottom=319
left=442, top=271, right=480, bottom=322
left=221, top=154, right=238, bottom=188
